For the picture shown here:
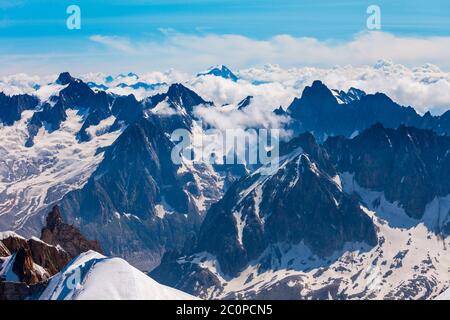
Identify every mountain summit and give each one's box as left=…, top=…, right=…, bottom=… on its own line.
left=197, top=65, right=238, bottom=81
left=55, top=72, right=74, bottom=85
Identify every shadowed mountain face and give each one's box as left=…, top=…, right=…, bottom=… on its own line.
left=57, top=85, right=222, bottom=270
left=77, top=91, right=114, bottom=141
left=0, top=205, right=104, bottom=299
left=151, top=125, right=450, bottom=299
left=1, top=72, right=449, bottom=300
left=145, top=83, right=212, bottom=114
left=24, top=73, right=144, bottom=146
left=237, top=96, right=253, bottom=110
left=324, top=124, right=450, bottom=223
left=0, top=93, right=39, bottom=126
left=286, top=80, right=450, bottom=141
left=59, top=116, right=196, bottom=269
left=55, top=72, right=74, bottom=85
left=195, top=133, right=377, bottom=277
left=61, top=115, right=192, bottom=222
left=152, top=133, right=378, bottom=285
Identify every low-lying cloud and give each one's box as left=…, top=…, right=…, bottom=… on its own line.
left=86, top=31, right=450, bottom=73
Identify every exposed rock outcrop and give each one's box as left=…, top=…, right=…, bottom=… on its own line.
left=1, top=206, right=104, bottom=299
left=0, top=241, right=11, bottom=257
left=0, top=233, right=28, bottom=254
left=27, top=238, right=70, bottom=275
left=12, top=247, right=47, bottom=285
left=324, top=123, right=450, bottom=221
left=152, top=132, right=378, bottom=287
left=41, top=206, right=103, bottom=258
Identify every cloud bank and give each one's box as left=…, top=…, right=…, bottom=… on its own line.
left=3, top=59, right=450, bottom=116
left=84, top=31, right=450, bottom=73
left=1, top=31, right=450, bottom=76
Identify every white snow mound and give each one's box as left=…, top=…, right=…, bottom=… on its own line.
left=436, top=288, right=450, bottom=300
left=39, top=250, right=198, bottom=300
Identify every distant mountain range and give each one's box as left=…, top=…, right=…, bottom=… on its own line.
left=286, top=80, right=450, bottom=141
left=0, top=68, right=449, bottom=299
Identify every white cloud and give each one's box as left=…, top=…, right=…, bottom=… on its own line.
left=236, top=60, right=450, bottom=114
left=140, top=69, right=189, bottom=84
left=0, top=73, right=55, bottom=96
left=89, top=35, right=136, bottom=54
left=2, top=31, right=450, bottom=77
left=3, top=31, right=450, bottom=115
left=188, top=75, right=295, bottom=107
left=84, top=31, right=450, bottom=73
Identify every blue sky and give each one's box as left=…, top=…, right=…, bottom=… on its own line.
left=1, top=0, right=450, bottom=74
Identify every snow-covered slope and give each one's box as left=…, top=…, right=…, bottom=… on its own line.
left=152, top=128, right=450, bottom=300
left=0, top=109, right=121, bottom=233
left=436, top=288, right=450, bottom=300
left=39, top=251, right=198, bottom=300
left=153, top=174, right=450, bottom=300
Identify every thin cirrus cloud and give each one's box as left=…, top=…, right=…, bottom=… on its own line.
left=89, top=35, right=136, bottom=54
left=87, top=31, right=450, bottom=72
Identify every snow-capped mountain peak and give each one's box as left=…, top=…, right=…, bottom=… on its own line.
left=39, top=250, right=197, bottom=300
left=55, top=72, right=75, bottom=86
left=197, top=65, right=238, bottom=82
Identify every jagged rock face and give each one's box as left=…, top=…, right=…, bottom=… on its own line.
left=25, top=100, right=67, bottom=147
left=27, top=238, right=70, bottom=275
left=0, top=206, right=102, bottom=299
left=59, top=77, right=96, bottom=108
left=286, top=81, right=449, bottom=140
left=0, top=235, right=28, bottom=254
left=0, top=241, right=10, bottom=257
left=12, top=247, right=45, bottom=285
left=150, top=251, right=223, bottom=298
left=288, top=81, right=342, bottom=137
left=152, top=128, right=449, bottom=300
left=146, top=83, right=212, bottom=115
left=55, top=72, right=74, bottom=85
left=77, top=91, right=114, bottom=141
left=60, top=116, right=192, bottom=222
left=110, top=94, right=142, bottom=126
left=155, top=133, right=377, bottom=279
left=142, top=84, right=209, bottom=145
left=41, top=206, right=103, bottom=258
left=237, top=96, right=253, bottom=110
left=0, top=92, right=39, bottom=126
left=332, top=87, right=366, bottom=104
left=1, top=233, right=71, bottom=281
left=25, top=73, right=104, bottom=146
left=25, top=72, right=139, bottom=146
left=324, top=124, right=450, bottom=220
left=58, top=111, right=221, bottom=269
left=166, top=83, right=211, bottom=113
left=53, top=84, right=223, bottom=270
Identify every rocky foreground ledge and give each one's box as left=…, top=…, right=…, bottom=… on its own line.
left=0, top=206, right=103, bottom=299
